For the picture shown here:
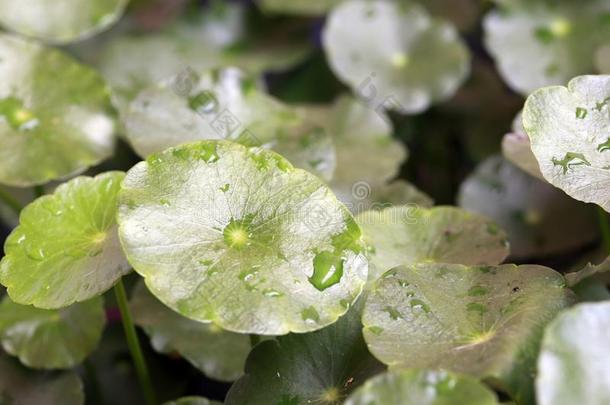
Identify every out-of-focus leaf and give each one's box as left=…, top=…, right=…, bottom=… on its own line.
left=164, top=397, right=222, bottom=405
left=458, top=156, right=598, bottom=258
left=118, top=141, right=368, bottom=335
left=502, top=112, right=544, bottom=180
left=565, top=256, right=610, bottom=287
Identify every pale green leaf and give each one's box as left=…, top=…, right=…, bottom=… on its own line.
left=0, top=34, right=116, bottom=187
left=124, top=67, right=335, bottom=180
left=362, top=263, right=573, bottom=404
left=501, top=112, right=544, bottom=180
left=0, top=296, right=105, bottom=369
left=118, top=141, right=368, bottom=335
left=130, top=280, right=250, bottom=382
left=484, top=1, right=610, bottom=95
left=458, top=156, right=598, bottom=258
left=356, top=206, right=509, bottom=281
left=0, top=0, right=127, bottom=44
left=0, top=172, right=130, bottom=309
left=565, top=256, right=610, bottom=287
left=537, top=302, right=610, bottom=405
left=225, top=300, right=385, bottom=404
left=0, top=351, right=84, bottom=405
left=322, top=0, right=470, bottom=113
left=344, top=369, right=499, bottom=405
left=523, top=75, right=610, bottom=211
left=259, top=0, right=342, bottom=15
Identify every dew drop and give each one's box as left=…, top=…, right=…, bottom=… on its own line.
left=263, top=288, right=283, bottom=298
left=25, top=246, right=45, bottom=261
left=575, top=107, right=588, bottom=119
left=301, top=306, right=320, bottom=325
left=188, top=90, right=218, bottom=114
left=159, top=198, right=170, bottom=207
left=382, top=306, right=402, bottom=320
left=308, top=251, right=344, bottom=291
left=410, top=299, right=430, bottom=314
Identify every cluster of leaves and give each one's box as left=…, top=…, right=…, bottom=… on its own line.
left=0, top=0, right=609, bottom=405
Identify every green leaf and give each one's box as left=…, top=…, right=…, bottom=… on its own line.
left=0, top=0, right=127, bottom=44
left=0, top=351, right=84, bottom=405
left=0, top=296, right=105, bottom=369
left=523, top=75, right=610, bottom=211
left=163, top=397, right=222, bottom=405
left=130, top=280, right=250, bottom=382
left=225, top=301, right=385, bottom=404
left=124, top=67, right=335, bottom=180
left=565, top=256, right=610, bottom=287
left=537, top=302, right=610, bottom=405
left=322, top=1, right=470, bottom=113
left=0, top=172, right=130, bottom=309
left=362, top=263, right=573, bottom=404
left=344, top=369, right=499, bottom=405
left=458, top=156, right=598, bottom=258
left=118, top=141, right=368, bottom=335
left=258, top=0, right=342, bottom=15
left=356, top=206, right=509, bottom=281
left=0, top=34, right=116, bottom=187
left=484, top=1, right=610, bottom=95
left=501, top=112, right=544, bottom=180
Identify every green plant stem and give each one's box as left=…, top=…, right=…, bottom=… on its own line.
left=0, top=188, right=21, bottom=216
left=597, top=207, right=610, bottom=254
left=114, top=279, right=157, bottom=405
left=33, top=185, right=44, bottom=198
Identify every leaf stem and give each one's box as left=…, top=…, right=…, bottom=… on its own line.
left=0, top=188, right=22, bottom=216
left=597, top=207, right=610, bottom=254
left=114, top=279, right=157, bottom=405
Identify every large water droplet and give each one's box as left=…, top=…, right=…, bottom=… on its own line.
left=308, top=251, right=345, bottom=291
left=262, top=288, right=283, bottom=298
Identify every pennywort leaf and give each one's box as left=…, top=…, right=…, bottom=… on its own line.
left=0, top=34, right=116, bottom=187
left=0, top=172, right=130, bottom=309
left=118, top=141, right=368, bottom=335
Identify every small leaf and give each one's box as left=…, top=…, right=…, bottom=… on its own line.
left=130, top=280, right=250, bottom=382
left=0, top=0, right=127, bottom=44
left=0, top=172, right=130, bottom=309
left=537, top=302, right=610, bottom=405
left=344, top=369, right=499, bottom=405
left=225, top=300, right=385, bottom=404
left=458, top=156, right=598, bottom=258
left=523, top=75, right=610, bottom=211
left=163, top=397, right=222, bottom=405
left=0, top=351, right=84, bottom=405
left=484, top=1, right=610, bottom=95
left=356, top=206, right=509, bottom=281
left=0, top=296, right=105, bottom=369
left=124, top=67, right=335, bottom=180
left=322, top=0, right=470, bottom=113
left=362, top=263, right=573, bottom=404
left=118, top=141, right=368, bottom=335
left=0, top=34, right=116, bottom=187
left=565, top=256, right=610, bottom=287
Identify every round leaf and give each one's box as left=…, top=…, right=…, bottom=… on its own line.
left=118, top=141, right=368, bottom=335
left=322, top=0, right=470, bottom=113
left=344, top=369, right=499, bottom=405
left=523, top=75, right=610, bottom=211
left=130, top=280, right=250, bottom=382
left=0, top=296, right=105, bottom=369
left=226, top=301, right=385, bottom=404
left=0, top=351, right=84, bottom=405
left=537, top=302, right=610, bottom=405
left=124, top=67, right=335, bottom=180
left=362, top=263, right=573, bottom=404
left=0, top=34, right=116, bottom=187
left=458, top=156, right=598, bottom=258
left=0, top=0, right=127, bottom=44
left=484, top=1, right=610, bottom=95
left=356, top=206, right=509, bottom=281
left=0, top=172, right=130, bottom=309
left=501, top=112, right=544, bottom=180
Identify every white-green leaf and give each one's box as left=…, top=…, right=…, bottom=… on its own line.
left=362, top=263, right=573, bottom=404
left=322, top=0, right=470, bottom=113
left=130, top=280, right=250, bottom=382
left=0, top=34, right=116, bottom=187
left=537, top=302, right=610, bottom=405
left=565, top=256, right=610, bottom=287
left=124, top=67, right=335, bottom=180
left=0, top=0, right=127, bottom=44
left=344, top=369, right=499, bottom=405
left=523, top=75, right=610, bottom=211
left=484, top=1, right=610, bottom=95
left=0, top=172, right=130, bottom=309
left=225, top=300, right=385, bottom=404
left=0, top=351, right=84, bottom=405
left=118, top=141, right=368, bottom=335
left=0, top=296, right=105, bottom=369
left=356, top=206, right=509, bottom=281
left=502, top=112, right=544, bottom=180
left=458, top=156, right=598, bottom=258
